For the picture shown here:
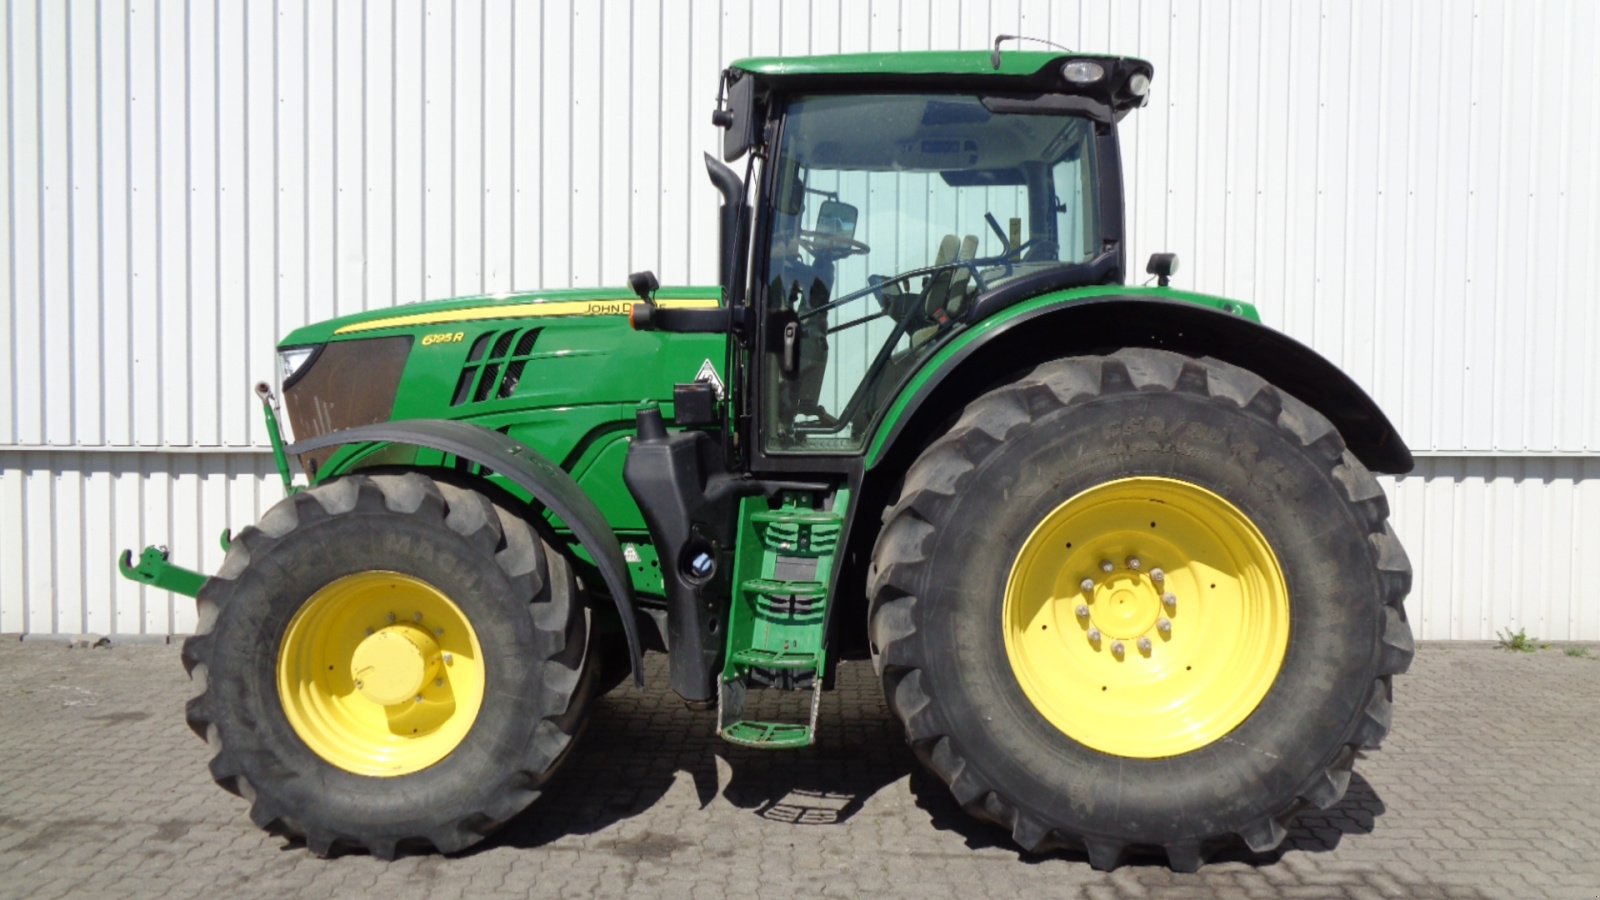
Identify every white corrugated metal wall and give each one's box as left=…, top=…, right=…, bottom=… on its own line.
left=2, top=0, right=1597, bottom=639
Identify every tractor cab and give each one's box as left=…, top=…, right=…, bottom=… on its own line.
left=757, top=90, right=1110, bottom=452
left=686, top=51, right=1154, bottom=464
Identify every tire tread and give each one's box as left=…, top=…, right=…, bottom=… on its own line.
left=181, top=472, right=591, bottom=858
left=868, top=349, right=1415, bottom=869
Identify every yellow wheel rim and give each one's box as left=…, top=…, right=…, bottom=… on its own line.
left=1002, top=477, right=1290, bottom=759
left=276, top=572, right=486, bottom=777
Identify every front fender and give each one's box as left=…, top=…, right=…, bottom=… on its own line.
left=868, top=295, right=1413, bottom=476
left=290, top=419, right=645, bottom=688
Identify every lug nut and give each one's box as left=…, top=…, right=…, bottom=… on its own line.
left=1137, top=636, right=1152, bottom=653
left=1075, top=604, right=1090, bottom=618
left=1157, top=618, right=1172, bottom=634
left=354, top=679, right=364, bottom=690
left=1100, top=560, right=1114, bottom=573
left=442, top=652, right=453, bottom=665
left=1110, top=641, right=1125, bottom=656
left=365, top=627, right=374, bottom=636
left=1151, top=568, right=1165, bottom=583
left=1162, top=593, right=1177, bottom=610
left=434, top=677, right=444, bottom=688
left=386, top=612, right=397, bottom=624
left=413, top=612, right=423, bottom=623
left=1086, top=628, right=1102, bottom=643
left=434, top=628, right=444, bottom=637
left=415, top=695, right=424, bottom=704
left=1080, top=578, right=1095, bottom=593
left=1126, top=556, right=1142, bottom=571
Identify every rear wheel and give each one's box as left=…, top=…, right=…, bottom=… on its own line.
left=868, top=349, right=1413, bottom=870
left=183, top=472, right=593, bottom=858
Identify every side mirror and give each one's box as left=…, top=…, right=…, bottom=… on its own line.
left=814, top=200, right=859, bottom=240
left=1146, top=252, right=1179, bottom=287
left=718, top=71, right=760, bottom=163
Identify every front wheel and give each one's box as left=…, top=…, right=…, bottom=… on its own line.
left=182, top=472, right=594, bottom=858
left=868, top=349, right=1413, bottom=870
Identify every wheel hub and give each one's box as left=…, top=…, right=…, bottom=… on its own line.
left=350, top=625, right=440, bottom=706
left=276, top=571, right=486, bottom=777
left=1091, top=579, right=1161, bottom=640
left=1002, top=477, right=1290, bottom=759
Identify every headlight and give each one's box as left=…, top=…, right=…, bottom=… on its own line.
left=278, top=346, right=318, bottom=386
left=1061, top=60, right=1105, bottom=84
left=1128, top=72, right=1151, bottom=97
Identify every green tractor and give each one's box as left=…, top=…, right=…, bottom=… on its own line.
left=120, top=46, right=1413, bottom=870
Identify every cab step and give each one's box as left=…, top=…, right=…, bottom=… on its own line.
left=717, top=677, right=823, bottom=750
left=720, top=720, right=813, bottom=749
left=716, top=491, right=848, bottom=749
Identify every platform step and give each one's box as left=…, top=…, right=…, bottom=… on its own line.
left=719, top=720, right=814, bottom=749
left=749, top=508, right=842, bottom=527
left=728, top=647, right=819, bottom=670
left=740, top=578, right=827, bottom=597
left=717, top=676, right=823, bottom=750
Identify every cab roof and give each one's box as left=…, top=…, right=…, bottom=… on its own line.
left=727, top=51, right=1154, bottom=119
left=731, top=50, right=1071, bottom=79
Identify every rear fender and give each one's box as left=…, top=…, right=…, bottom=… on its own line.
left=290, top=419, right=645, bottom=687
left=868, top=296, right=1413, bottom=477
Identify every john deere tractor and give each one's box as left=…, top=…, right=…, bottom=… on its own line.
left=120, top=46, right=1413, bottom=870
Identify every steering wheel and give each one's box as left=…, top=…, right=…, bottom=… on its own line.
left=798, top=230, right=871, bottom=262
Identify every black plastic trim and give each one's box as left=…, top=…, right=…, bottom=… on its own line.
left=1094, top=124, right=1124, bottom=247
left=630, top=303, right=741, bottom=334
left=278, top=343, right=326, bottom=392
left=981, top=92, right=1112, bottom=123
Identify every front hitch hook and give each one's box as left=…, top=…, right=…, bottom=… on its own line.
left=117, top=545, right=207, bottom=598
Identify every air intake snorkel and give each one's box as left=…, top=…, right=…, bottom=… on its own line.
left=703, top=152, right=749, bottom=306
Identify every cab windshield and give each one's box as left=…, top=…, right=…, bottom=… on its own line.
left=763, top=92, right=1100, bottom=453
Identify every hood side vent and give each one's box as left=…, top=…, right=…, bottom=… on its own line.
left=499, top=330, right=542, bottom=399
left=452, top=328, right=541, bottom=407
left=451, top=332, right=497, bottom=405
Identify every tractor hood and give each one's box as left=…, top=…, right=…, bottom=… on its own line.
left=274, top=285, right=727, bottom=468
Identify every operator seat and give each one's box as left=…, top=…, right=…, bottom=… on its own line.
left=911, top=234, right=978, bottom=349
left=850, top=234, right=974, bottom=428
left=944, top=234, right=980, bottom=318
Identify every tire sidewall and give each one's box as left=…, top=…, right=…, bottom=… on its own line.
left=909, top=388, right=1382, bottom=845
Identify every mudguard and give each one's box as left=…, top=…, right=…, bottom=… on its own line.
left=290, top=419, right=645, bottom=687
left=869, top=296, right=1414, bottom=476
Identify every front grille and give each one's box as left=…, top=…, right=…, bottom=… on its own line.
left=283, top=336, right=412, bottom=473
left=450, top=328, right=540, bottom=406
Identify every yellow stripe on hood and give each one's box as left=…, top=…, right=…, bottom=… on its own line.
left=334, top=297, right=719, bottom=334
